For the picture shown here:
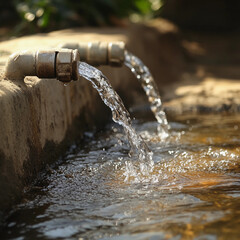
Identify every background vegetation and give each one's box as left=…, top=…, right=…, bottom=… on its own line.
left=1, top=0, right=239, bottom=39
left=0, top=0, right=162, bottom=36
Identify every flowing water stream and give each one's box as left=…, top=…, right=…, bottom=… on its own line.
left=1, top=111, right=240, bottom=240
left=124, top=51, right=169, bottom=139
left=78, top=62, right=153, bottom=176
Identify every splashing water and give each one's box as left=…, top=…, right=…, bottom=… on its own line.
left=2, top=114, right=240, bottom=240
left=124, top=51, right=169, bottom=139
left=78, top=62, right=153, bottom=174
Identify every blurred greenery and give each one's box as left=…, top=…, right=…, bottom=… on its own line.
left=0, top=0, right=163, bottom=36
left=1, top=0, right=238, bottom=37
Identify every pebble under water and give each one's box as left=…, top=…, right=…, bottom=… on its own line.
left=1, top=112, right=240, bottom=240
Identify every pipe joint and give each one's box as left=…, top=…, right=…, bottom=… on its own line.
left=36, top=50, right=56, bottom=78
left=56, top=49, right=79, bottom=82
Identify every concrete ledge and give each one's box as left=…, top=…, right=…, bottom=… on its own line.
left=0, top=75, right=110, bottom=214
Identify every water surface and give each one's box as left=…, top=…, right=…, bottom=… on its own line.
left=1, top=112, right=240, bottom=240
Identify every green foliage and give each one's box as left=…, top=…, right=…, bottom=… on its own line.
left=13, top=0, right=159, bottom=34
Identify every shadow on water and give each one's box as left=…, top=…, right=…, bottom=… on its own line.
left=1, top=111, right=240, bottom=240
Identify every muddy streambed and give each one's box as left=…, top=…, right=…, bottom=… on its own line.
left=1, top=111, right=240, bottom=240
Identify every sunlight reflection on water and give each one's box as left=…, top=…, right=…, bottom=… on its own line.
left=1, top=114, right=240, bottom=240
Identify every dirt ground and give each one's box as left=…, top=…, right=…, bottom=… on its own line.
left=163, top=30, right=240, bottom=114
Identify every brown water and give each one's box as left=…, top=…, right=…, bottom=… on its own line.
left=1, top=112, right=240, bottom=240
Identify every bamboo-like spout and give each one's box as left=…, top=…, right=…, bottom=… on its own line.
left=59, top=42, right=125, bottom=67
left=4, top=49, right=80, bottom=82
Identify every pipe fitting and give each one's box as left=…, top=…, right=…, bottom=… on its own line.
left=36, top=50, right=56, bottom=78
left=5, top=49, right=80, bottom=82
left=59, top=41, right=125, bottom=67
left=56, top=49, right=80, bottom=82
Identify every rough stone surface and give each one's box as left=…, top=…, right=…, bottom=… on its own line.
left=164, top=76, right=240, bottom=114
left=164, top=30, right=240, bottom=115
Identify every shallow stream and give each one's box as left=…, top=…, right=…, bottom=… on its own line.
left=1, top=111, right=240, bottom=240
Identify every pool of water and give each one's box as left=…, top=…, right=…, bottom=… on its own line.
left=1, top=112, right=240, bottom=240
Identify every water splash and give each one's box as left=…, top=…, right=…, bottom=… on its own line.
left=124, top=51, right=169, bottom=139
left=2, top=114, right=240, bottom=240
left=78, top=62, right=153, bottom=172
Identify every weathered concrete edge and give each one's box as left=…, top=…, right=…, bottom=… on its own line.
left=0, top=77, right=111, bottom=217
left=0, top=21, right=185, bottom=217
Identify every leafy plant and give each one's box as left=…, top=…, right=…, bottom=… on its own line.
left=12, top=0, right=161, bottom=34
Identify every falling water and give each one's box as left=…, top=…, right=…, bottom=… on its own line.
left=124, top=51, right=169, bottom=139
left=78, top=62, right=153, bottom=174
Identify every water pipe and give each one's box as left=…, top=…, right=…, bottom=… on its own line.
left=59, top=42, right=125, bottom=67
left=4, top=42, right=125, bottom=81
left=4, top=49, right=80, bottom=82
